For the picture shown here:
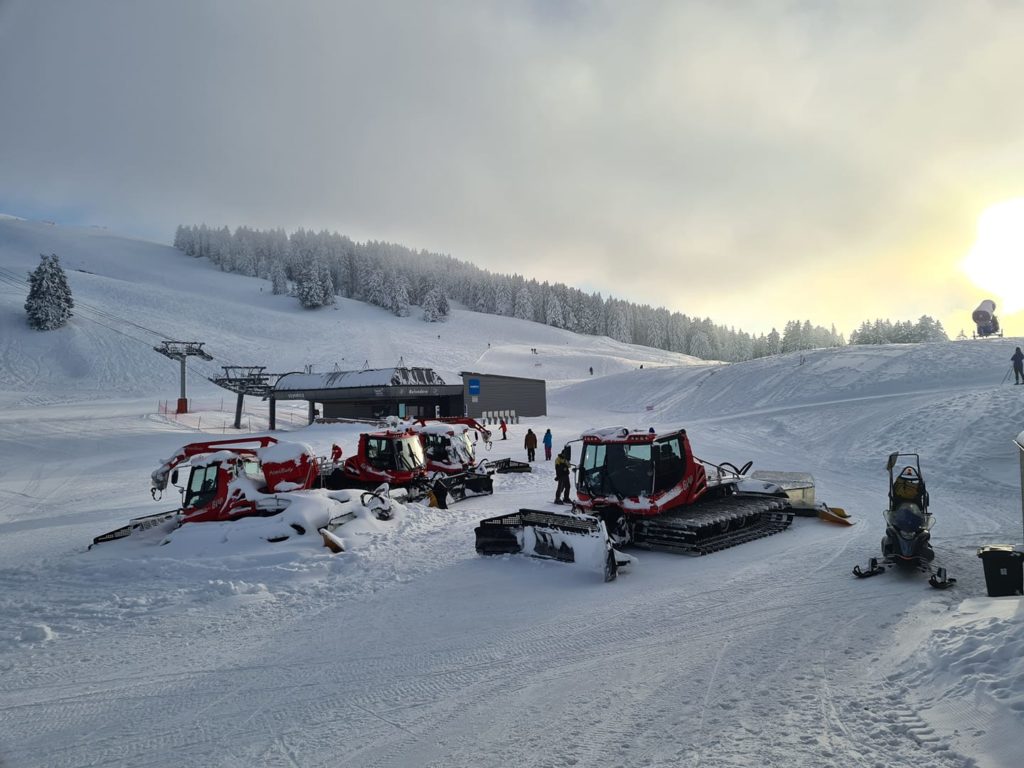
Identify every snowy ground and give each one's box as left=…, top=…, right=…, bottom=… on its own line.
left=1, top=218, right=1023, bottom=768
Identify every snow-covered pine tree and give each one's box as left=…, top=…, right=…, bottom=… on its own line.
left=25, top=253, right=74, bottom=330
left=781, top=320, right=803, bottom=352
left=472, top=281, right=490, bottom=313
left=316, top=257, right=336, bottom=306
left=495, top=280, right=514, bottom=316
left=513, top=286, right=533, bottom=321
left=914, top=315, right=948, bottom=342
left=420, top=286, right=449, bottom=322
left=294, top=261, right=326, bottom=308
left=364, top=269, right=389, bottom=309
left=668, top=313, right=690, bottom=353
left=270, top=261, right=288, bottom=295
left=421, top=287, right=441, bottom=322
left=562, top=302, right=578, bottom=332
left=545, top=292, right=564, bottom=328
left=688, top=329, right=711, bottom=359
left=607, top=301, right=631, bottom=343
left=392, top=276, right=411, bottom=317
left=173, top=224, right=187, bottom=251
left=435, top=288, right=450, bottom=321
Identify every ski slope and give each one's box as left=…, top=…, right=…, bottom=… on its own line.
left=1, top=217, right=1023, bottom=768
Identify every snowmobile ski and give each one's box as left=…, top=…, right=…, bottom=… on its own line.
left=852, top=556, right=956, bottom=588
left=928, top=567, right=956, bottom=589
left=852, top=557, right=886, bottom=578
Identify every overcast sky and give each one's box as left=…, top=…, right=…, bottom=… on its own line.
left=3, top=0, right=1024, bottom=337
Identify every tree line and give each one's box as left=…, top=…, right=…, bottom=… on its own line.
left=848, top=317, right=948, bottom=344
left=171, top=223, right=945, bottom=360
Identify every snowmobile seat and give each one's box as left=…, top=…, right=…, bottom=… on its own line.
left=892, top=468, right=926, bottom=510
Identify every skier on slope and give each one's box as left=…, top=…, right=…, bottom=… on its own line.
left=1012, top=346, right=1024, bottom=385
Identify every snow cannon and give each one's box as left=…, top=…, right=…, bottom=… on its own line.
left=972, top=299, right=1001, bottom=338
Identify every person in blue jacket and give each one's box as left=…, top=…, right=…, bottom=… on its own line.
left=542, top=428, right=553, bottom=460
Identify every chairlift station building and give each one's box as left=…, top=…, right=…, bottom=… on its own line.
left=271, top=366, right=546, bottom=424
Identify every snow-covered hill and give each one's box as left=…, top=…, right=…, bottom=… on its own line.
left=1, top=217, right=1023, bottom=768
left=0, top=217, right=702, bottom=404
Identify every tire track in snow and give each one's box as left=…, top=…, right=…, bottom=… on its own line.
left=0, top=465, right=975, bottom=768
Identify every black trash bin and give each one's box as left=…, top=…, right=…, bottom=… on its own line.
left=977, top=545, right=1024, bottom=597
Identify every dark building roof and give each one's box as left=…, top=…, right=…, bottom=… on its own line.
left=275, top=367, right=459, bottom=392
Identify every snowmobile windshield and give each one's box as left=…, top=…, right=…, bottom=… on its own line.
left=886, top=503, right=927, bottom=534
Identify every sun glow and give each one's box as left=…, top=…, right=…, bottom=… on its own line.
left=961, top=199, right=1024, bottom=313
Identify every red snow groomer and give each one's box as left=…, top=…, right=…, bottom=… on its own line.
left=408, top=418, right=496, bottom=500
left=475, top=426, right=849, bottom=580
left=410, top=417, right=530, bottom=476
left=318, top=425, right=484, bottom=507
left=151, top=436, right=319, bottom=524
left=324, top=427, right=430, bottom=491
left=90, top=437, right=386, bottom=550
left=411, top=417, right=493, bottom=474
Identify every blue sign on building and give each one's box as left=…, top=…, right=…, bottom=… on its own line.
left=468, top=378, right=481, bottom=395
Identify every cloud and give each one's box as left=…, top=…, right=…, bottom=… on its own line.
left=3, top=0, right=1024, bottom=335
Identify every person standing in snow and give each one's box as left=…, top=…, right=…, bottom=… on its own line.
left=542, top=428, right=553, bottom=460
left=499, top=419, right=508, bottom=440
left=554, top=446, right=572, bottom=504
left=1012, top=347, right=1024, bottom=385
left=524, top=429, right=538, bottom=462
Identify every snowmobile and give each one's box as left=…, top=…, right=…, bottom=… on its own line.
left=475, top=426, right=849, bottom=581
left=852, top=452, right=955, bottom=588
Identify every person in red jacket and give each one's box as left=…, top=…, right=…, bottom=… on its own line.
left=499, top=419, right=508, bottom=439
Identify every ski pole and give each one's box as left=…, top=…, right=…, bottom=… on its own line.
left=1002, top=366, right=1013, bottom=385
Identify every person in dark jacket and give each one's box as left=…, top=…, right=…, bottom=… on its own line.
left=542, top=429, right=553, bottom=460
left=1013, top=347, right=1024, bottom=384
left=554, top=446, right=572, bottom=504
left=524, top=429, right=538, bottom=461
